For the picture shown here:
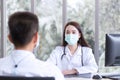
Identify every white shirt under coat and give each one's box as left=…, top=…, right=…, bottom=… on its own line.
left=47, top=45, right=98, bottom=74
left=0, top=50, right=65, bottom=80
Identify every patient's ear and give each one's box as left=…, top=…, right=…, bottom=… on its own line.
left=8, top=34, right=13, bottom=43
left=33, top=32, right=38, bottom=44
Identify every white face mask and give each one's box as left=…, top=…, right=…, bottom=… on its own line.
left=33, top=36, right=40, bottom=53
left=65, top=34, right=79, bottom=45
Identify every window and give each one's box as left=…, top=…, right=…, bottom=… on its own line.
left=35, top=0, right=62, bottom=60
left=99, top=0, right=120, bottom=73
left=6, top=0, right=31, bottom=55
left=67, top=0, right=95, bottom=49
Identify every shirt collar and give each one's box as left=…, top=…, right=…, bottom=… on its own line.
left=11, top=50, right=33, bottom=55
left=11, top=50, right=35, bottom=62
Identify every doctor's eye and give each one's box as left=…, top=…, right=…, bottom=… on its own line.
left=72, top=30, right=78, bottom=34
left=66, top=30, right=70, bottom=34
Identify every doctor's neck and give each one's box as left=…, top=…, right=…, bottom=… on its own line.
left=68, top=44, right=78, bottom=55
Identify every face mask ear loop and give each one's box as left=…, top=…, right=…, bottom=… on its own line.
left=61, top=47, right=66, bottom=60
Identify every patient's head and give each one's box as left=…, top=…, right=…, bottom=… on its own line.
left=8, top=12, right=39, bottom=49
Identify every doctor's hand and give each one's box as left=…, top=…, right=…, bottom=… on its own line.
left=62, top=69, right=78, bottom=75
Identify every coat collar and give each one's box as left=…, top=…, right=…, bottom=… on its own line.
left=65, top=45, right=82, bottom=56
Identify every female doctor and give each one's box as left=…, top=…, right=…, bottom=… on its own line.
left=47, top=21, right=98, bottom=75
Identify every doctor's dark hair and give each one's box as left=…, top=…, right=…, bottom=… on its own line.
left=8, top=11, right=39, bottom=47
left=62, top=21, right=89, bottom=47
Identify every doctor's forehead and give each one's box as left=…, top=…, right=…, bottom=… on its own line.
left=65, top=25, right=78, bottom=31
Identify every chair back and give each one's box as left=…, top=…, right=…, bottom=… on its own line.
left=0, top=76, right=55, bottom=80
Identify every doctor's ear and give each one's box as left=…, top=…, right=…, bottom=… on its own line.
left=8, top=34, right=13, bottom=43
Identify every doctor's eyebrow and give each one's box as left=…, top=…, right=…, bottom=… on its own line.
left=65, top=30, right=78, bottom=34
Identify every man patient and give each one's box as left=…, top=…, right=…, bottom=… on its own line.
left=0, top=11, right=64, bottom=80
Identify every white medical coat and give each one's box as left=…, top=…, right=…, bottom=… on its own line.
left=47, top=45, right=98, bottom=74
left=0, top=50, right=64, bottom=80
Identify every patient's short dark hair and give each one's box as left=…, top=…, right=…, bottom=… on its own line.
left=8, top=11, right=39, bottom=47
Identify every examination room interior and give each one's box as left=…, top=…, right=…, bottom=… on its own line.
left=0, top=0, right=120, bottom=79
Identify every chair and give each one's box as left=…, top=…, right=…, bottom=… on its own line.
left=0, top=76, right=55, bottom=80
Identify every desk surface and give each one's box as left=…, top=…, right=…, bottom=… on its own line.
left=65, top=77, right=91, bottom=80
left=65, top=77, right=111, bottom=80
left=64, top=73, right=112, bottom=80
left=65, top=73, right=120, bottom=80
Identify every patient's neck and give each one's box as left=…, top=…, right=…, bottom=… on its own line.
left=15, top=44, right=34, bottom=52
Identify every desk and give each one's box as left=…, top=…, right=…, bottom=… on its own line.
left=65, top=77, right=111, bottom=80
left=64, top=74, right=112, bottom=80
left=65, top=77, right=91, bottom=80
left=65, top=73, right=120, bottom=80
